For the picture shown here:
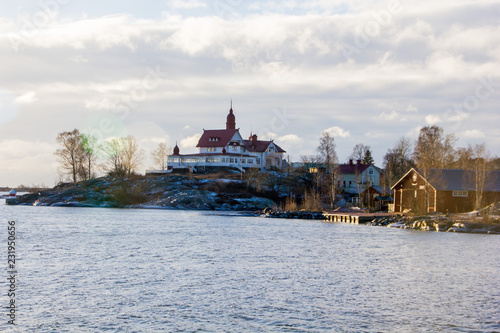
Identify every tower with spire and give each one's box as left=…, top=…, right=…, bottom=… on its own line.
left=226, top=100, right=236, bottom=130
left=162, top=101, right=286, bottom=173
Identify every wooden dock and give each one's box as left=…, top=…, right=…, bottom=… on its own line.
left=323, top=212, right=396, bottom=224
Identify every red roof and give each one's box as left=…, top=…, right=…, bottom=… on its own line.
left=243, top=139, right=285, bottom=153
left=196, top=129, right=286, bottom=153
left=196, top=129, right=239, bottom=148
left=338, top=163, right=371, bottom=174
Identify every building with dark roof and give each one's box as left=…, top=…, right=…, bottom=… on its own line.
left=391, top=168, right=500, bottom=213
left=165, top=104, right=286, bottom=173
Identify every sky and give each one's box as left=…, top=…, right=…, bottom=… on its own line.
left=0, top=0, right=499, bottom=187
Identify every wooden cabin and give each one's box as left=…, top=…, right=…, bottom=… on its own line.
left=392, top=168, right=500, bottom=214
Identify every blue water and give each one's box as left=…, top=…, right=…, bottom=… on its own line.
left=0, top=202, right=499, bottom=332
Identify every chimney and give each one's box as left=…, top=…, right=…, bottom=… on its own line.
left=252, top=134, right=258, bottom=147
left=357, top=159, right=361, bottom=165
left=349, top=159, right=354, bottom=166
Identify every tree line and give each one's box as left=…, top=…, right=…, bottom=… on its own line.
left=301, top=125, right=497, bottom=210
left=55, top=129, right=170, bottom=184
left=56, top=125, right=497, bottom=195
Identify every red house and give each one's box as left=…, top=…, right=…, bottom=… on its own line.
left=392, top=168, right=500, bottom=214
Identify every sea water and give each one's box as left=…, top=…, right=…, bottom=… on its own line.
left=0, top=201, right=499, bottom=332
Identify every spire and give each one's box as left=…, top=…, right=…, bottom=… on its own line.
left=226, top=100, right=236, bottom=130
left=173, top=142, right=180, bottom=155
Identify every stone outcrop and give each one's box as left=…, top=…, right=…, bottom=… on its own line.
left=367, top=215, right=500, bottom=234
left=12, top=175, right=278, bottom=211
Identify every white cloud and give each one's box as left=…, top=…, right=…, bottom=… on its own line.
left=406, top=104, right=418, bottom=113
left=461, top=129, right=485, bottom=138
left=277, top=134, right=303, bottom=145
left=15, top=91, right=37, bottom=104
left=168, top=0, right=208, bottom=9
left=323, top=126, right=350, bottom=138
left=0, top=139, right=55, bottom=159
left=443, top=110, right=469, bottom=123
left=180, top=133, right=201, bottom=150
left=425, top=114, right=441, bottom=125
left=365, top=131, right=385, bottom=138
left=0, top=1, right=499, bottom=185
left=71, top=55, right=89, bottom=63
left=379, top=110, right=398, bottom=121
left=84, top=98, right=120, bottom=110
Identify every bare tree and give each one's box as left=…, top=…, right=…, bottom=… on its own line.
left=471, top=143, right=490, bottom=210
left=151, top=142, right=169, bottom=170
left=55, top=129, right=84, bottom=184
left=453, top=146, right=474, bottom=169
left=122, top=136, right=144, bottom=178
left=414, top=126, right=456, bottom=170
left=413, top=126, right=456, bottom=212
left=349, top=143, right=374, bottom=164
left=383, top=137, right=414, bottom=187
left=102, top=138, right=126, bottom=177
left=317, top=131, right=338, bottom=209
left=79, top=133, right=99, bottom=180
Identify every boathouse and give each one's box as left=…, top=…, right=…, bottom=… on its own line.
left=392, top=168, right=500, bottom=213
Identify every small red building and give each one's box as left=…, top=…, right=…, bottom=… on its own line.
left=392, top=168, right=500, bottom=214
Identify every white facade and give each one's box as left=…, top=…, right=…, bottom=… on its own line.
left=339, top=164, right=383, bottom=195
left=164, top=108, right=286, bottom=173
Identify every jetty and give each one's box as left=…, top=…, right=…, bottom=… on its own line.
left=323, top=211, right=397, bottom=224
left=263, top=208, right=398, bottom=223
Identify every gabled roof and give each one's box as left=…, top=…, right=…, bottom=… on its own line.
left=392, top=168, right=500, bottom=192
left=196, top=129, right=240, bottom=148
left=243, top=140, right=286, bottom=153
left=338, top=163, right=372, bottom=174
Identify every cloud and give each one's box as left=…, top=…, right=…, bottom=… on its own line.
left=323, top=126, right=350, bottom=138
left=365, top=131, right=386, bottom=138
left=406, top=104, right=418, bottom=113
left=379, top=110, right=398, bottom=121
left=461, top=129, right=485, bottom=138
left=15, top=91, right=37, bottom=104
left=168, top=0, right=208, bottom=9
left=277, top=134, right=303, bottom=145
left=0, top=1, right=499, bottom=185
left=425, top=114, right=441, bottom=125
left=84, top=98, right=120, bottom=110
left=180, top=133, right=201, bottom=150
left=0, top=139, right=55, bottom=159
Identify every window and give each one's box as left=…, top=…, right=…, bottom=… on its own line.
left=453, top=191, right=468, bottom=197
left=230, top=158, right=234, bottom=163
left=349, top=181, right=352, bottom=187
left=256, top=158, right=261, bottom=165
left=242, top=159, right=246, bottom=164
left=247, top=159, right=253, bottom=164
left=232, top=146, right=238, bottom=151
left=208, top=147, right=216, bottom=152
left=369, top=169, right=373, bottom=174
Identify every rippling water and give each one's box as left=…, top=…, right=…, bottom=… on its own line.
left=1, top=202, right=499, bottom=332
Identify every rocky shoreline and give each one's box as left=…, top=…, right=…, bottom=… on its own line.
left=262, top=205, right=500, bottom=234
left=367, top=214, right=500, bottom=234
left=9, top=175, right=277, bottom=211
left=7, top=175, right=500, bottom=234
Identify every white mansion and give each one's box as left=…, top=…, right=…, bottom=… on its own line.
left=166, top=105, right=286, bottom=173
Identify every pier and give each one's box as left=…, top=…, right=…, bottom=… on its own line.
left=323, top=212, right=397, bottom=224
